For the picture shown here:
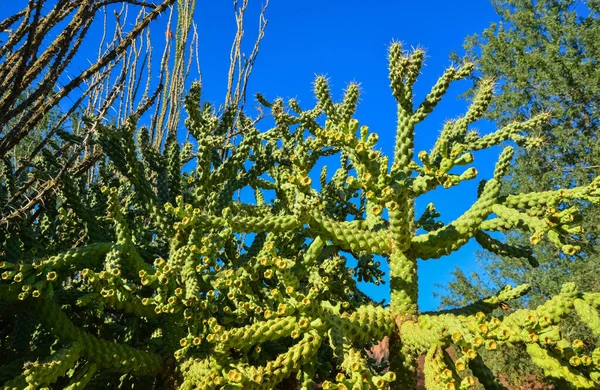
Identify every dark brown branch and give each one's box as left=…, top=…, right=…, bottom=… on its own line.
left=0, top=0, right=176, bottom=158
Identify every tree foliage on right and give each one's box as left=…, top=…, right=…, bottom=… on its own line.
left=442, top=1, right=600, bottom=387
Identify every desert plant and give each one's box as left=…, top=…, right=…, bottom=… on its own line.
left=2, top=40, right=600, bottom=390
left=0, top=0, right=181, bottom=229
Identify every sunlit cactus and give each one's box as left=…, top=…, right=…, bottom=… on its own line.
left=2, top=42, right=600, bottom=389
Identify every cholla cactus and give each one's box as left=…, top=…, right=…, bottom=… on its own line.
left=2, top=42, right=600, bottom=389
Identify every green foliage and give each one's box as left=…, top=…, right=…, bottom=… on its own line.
left=442, top=1, right=600, bottom=386
left=2, top=40, right=600, bottom=390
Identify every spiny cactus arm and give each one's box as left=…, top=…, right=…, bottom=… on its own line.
left=416, top=134, right=505, bottom=193
left=308, top=211, right=390, bottom=255
left=184, top=88, right=215, bottom=189
left=479, top=217, right=514, bottom=232
left=500, top=177, right=600, bottom=209
left=387, top=43, right=416, bottom=171
left=271, top=97, right=305, bottom=132
left=42, top=242, right=112, bottom=271
left=411, top=178, right=500, bottom=260
left=98, top=120, right=172, bottom=233
left=101, top=187, right=131, bottom=250
left=180, top=246, right=205, bottom=303
left=410, top=164, right=479, bottom=196
left=411, top=63, right=472, bottom=126
left=31, top=298, right=163, bottom=376
left=388, top=43, right=411, bottom=110
left=314, top=76, right=341, bottom=124
left=170, top=202, right=304, bottom=234
left=263, top=329, right=323, bottom=388
left=165, top=134, right=182, bottom=202
left=423, top=345, right=466, bottom=390
left=491, top=204, right=548, bottom=237
left=425, top=284, right=531, bottom=317
left=250, top=176, right=277, bottom=190
left=574, top=297, right=600, bottom=337
left=332, top=82, right=358, bottom=124
left=383, top=287, right=588, bottom=387
left=4, top=342, right=82, bottom=389
left=217, top=329, right=323, bottom=389
left=418, top=116, right=543, bottom=193
left=526, top=343, right=596, bottom=388
left=474, top=231, right=538, bottom=267
left=414, top=162, right=596, bottom=262
left=102, top=287, right=157, bottom=318
left=59, top=177, right=105, bottom=241
left=489, top=142, right=514, bottom=175
left=451, top=77, right=495, bottom=141
left=583, top=291, right=600, bottom=309
left=288, top=235, right=328, bottom=283
left=402, top=49, right=425, bottom=106
left=234, top=213, right=303, bottom=234
left=491, top=203, right=582, bottom=255
left=466, top=113, right=550, bottom=151
left=300, top=236, right=325, bottom=269
left=215, top=104, right=240, bottom=138
left=423, top=284, right=600, bottom=388
left=255, top=92, right=272, bottom=108
left=180, top=141, right=194, bottom=164
left=389, top=79, right=415, bottom=171
left=103, top=186, right=153, bottom=275
left=319, top=304, right=394, bottom=346
left=509, top=283, right=579, bottom=330
left=206, top=316, right=304, bottom=349
left=98, top=120, right=145, bottom=196
left=182, top=83, right=206, bottom=130
left=409, top=147, right=514, bottom=261
left=0, top=243, right=113, bottom=301
left=211, top=127, right=258, bottom=184
left=388, top=46, right=472, bottom=173
left=227, top=201, right=274, bottom=217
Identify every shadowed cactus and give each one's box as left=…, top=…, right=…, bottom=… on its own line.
left=1, top=42, right=600, bottom=389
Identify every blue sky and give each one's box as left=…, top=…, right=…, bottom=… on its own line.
left=0, top=1, right=505, bottom=311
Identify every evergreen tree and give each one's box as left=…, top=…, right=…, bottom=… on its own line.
left=442, top=1, right=600, bottom=387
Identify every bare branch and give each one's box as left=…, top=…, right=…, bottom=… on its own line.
left=0, top=0, right=177, bottom=157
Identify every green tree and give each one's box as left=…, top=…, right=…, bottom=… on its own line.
left=441, top=0, right=600, bottom=387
